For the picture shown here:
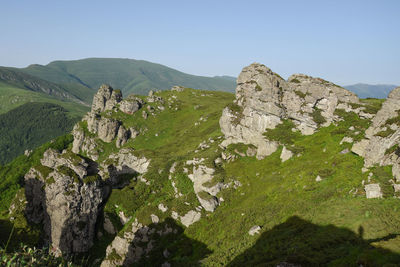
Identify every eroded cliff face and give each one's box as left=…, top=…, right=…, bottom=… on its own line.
left=219, top=63, right=360, bottom=159
left=24, top=149, right=108, bottom=255
left=352, top=87, right=400, bottom=180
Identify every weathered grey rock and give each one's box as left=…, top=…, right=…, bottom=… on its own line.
left=116, top=126, right=130, bottom=148
left=142, top=110, right=148, bottom=119
left=41, top=148, right=88, bottom=178
left=248, top=225, right=261, bottom=236
left=150, top=214, right=159, bottom=224
left=100, top=148, right=150, bottom=185
left=97, top=117, right=120, bottom=143
left=25, top=156, right=108, bottom=255
left=351, top=87, right=400, bottom=180
left=91, top=84, right=122, bottom=113
left=280, top=146, right=293, bottom=162
left=219, top=63, right=359, bottom=159
left=119, top=95, right=144, bottom=114
left=71, top=124, right=99, bottom=161
left=188, top=164, right=222, bottom=212
left=180, top=210, right=201, bottom=227
left=365, top=184, right=383, bottom=198
left=158, top=203, right=168, bottom=212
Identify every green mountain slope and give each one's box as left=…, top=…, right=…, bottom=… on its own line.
left=20, top=58, right=236, bottom=96
left=1, top=87, right=400, bottom=266
left=0, top=67, right=88, bottom=103
left=0, top=102, right=82, bottom=165
left=0, top=82, right=88, bottom=116
left=344, top=83, right=398, bottom=99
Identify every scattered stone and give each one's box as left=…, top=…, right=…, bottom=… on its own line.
left=150, top=214, right=159, bottom=224
left=340, top=148, right=350, bottom=154
left=315, top=175, right=322, bottom=182
left=158, top=203, right=168, bottom=212
left=248, top=225, right=261, bottom=236
left=280, top=146, right=293, bottom=162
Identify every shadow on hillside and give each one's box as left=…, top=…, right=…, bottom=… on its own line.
left=228, top=216, right=400, bottom=266
left=128, top=218, right=212, bottom=266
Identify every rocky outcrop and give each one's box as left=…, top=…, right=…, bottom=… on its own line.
left=91, top=84, right=122, bottom=113
left=25, top=149, right=108, bottom=255
left=73, top=85, right=145, bottom=155
left=119, top=95, right=144, bottom=114
left=101, top=219, right=178, bottom=266
left=352, top=87, right=400, bottom=181
left=220, top=63, right=359, bottom=159
left=99, top=148, right=150, bottom=185
left=71, top=123, right=100, bottom=161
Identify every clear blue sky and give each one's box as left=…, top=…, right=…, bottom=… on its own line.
left=1, top=0, right=399, bottom=85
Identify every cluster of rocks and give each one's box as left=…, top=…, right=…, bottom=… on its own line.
left=219, top=63, right=360, bottom=159
left=72, top=84, right=144, bottom=160
left=101, top=219, right=178, bottom=266
left=24, top=148, right=109, bottom=255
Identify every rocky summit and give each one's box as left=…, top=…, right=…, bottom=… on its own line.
left=2, top=63, right=400, bottom=266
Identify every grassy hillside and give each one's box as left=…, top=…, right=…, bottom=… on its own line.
left=0, top=102, right=82, bottom=165
left=0, top=67, right=88, bottom=103
left=0, top=82, right=88, bottom=116
left=2, top=89, right=400, bottom=266
left=20, top=58, right=236, bottom=96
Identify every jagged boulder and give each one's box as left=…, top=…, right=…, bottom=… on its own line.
left=71, top=124, right=100, bottom=161
left=100, top=148, right=150, bottom=185
left=24, top=150, right=108, bottom=255
left=91, top=84, right=122, bottom=113
left=187, top=163, right=222, bottom=212
left=119, top=95, right=144, bottom=114
left=116, top=125, right=130, bottom=148
left=97, top=117, right=120, bottom=143
left=220, top=63, right=359, bottom=159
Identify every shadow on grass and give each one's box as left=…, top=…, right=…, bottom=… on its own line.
left=228, top=216, right=400, bottom=266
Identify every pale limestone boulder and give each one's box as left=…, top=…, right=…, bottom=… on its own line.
left=365, top=184, right=383, bottom=198
left=280, top=146, right=293, bottom=162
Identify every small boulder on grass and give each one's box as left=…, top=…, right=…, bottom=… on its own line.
left=248, top=225, right=261, bottom=236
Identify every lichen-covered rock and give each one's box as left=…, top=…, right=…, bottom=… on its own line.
left=219, top=63, right=358, bottom=159
left=25, top=154, right=108, bottom=255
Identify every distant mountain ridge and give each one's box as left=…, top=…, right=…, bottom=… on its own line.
left=17, top=58, right=236, bottom=98
left=344, top=83, right=398, bottom=99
